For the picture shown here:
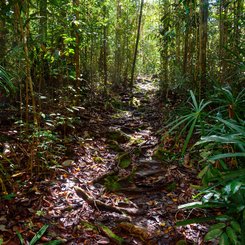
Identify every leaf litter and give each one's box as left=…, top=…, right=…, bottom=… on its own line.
left=0, top=77, right=209, bottom=244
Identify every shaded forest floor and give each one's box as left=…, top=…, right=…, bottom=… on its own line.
left=0, top=79, right=208, bottom=244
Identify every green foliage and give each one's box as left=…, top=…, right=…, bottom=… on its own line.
left=98, top=224, right=124, bottom=245
left=118, top=152, right=131, bottom=169
left=16, top=223, right=63, bottom=244
left=1, top=193, right=15, bottom=200
left=174, top=85, right=245, bottom=244
left=212, top=86, right=245, bottom=120
left=0, top=66, right=16, bottom=95
left=104, top=175, right=121, bottom=192
left=177, top=154, right=245, bottom=244
left=202, top=221, right=242, bottom=244
left=164, top=90, right=211, bottom=155
left=197, top=118, right=245, bottom=163
left=17, top=224, right=49, bottom=245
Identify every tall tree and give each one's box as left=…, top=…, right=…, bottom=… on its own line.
left=130, top=0, right=144, bottom=93
left=0, top=0, right=7, bottom=65
left=73, top=0, right=80, bottom=89
left=198, top=0, right=208, bottom=97
left=219, top=0, right=228, bottom=83
left=39, top=0, right=48, bottom=43
left=113, top=0, right=123, bottom=89
left=102, top=0, right=108, bottom=96
left=16, top=1, right=38, bottom=125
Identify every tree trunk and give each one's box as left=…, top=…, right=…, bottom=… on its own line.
left=130, top=0, right=144, bottom=94
left=219, top=0, right=227, bottom=83
left=113, top=0, right=122, bottom=89
left=17, top=1, right=38, bottom=125
left=103, top=2, right=108, bottom=96
left=39, top=0, right=47, bottom=43
left=73, top=0, right=80, bottom=89
left=233, top=0, right=242, bottom=51
left=199, top=0, right=208, bottom=98
left=38, top=0, right=48, bottom=98
left=182, top=1, right=190, bottom=77
left=183, top=27, right=189, bottom=76
left=0, top=0, right=6, bottom=65
left=175, top=21, right=181, bottom=67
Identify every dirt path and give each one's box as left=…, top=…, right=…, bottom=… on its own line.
left=0, top=78, right=204, bottom=244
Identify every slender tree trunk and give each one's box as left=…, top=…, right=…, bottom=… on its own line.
left=73, top=0, right=80, bottom=89
left=159, top=0, right=170, bottom=99
left=219, top=0, right=227, bottom=83
left=38, top=0, right=48, bottom=102
left=17, top=1, right=38, bottom=125
left=175, top=22, right=180, bottom=67
left=103, top=2, right=108, bottom=96
left=113, top=0, right=122, bottom=89
left=130, top=0, right=144, bottom=93
left=183, top=28, right=189, bottom=76
left=103, top=27, right=108, bottom=96
left=39, top=0, right=47, bottom=43
left=233, top=0, right=242, bottom=50
left=194, top=5, right=199, bottom=84
left=0, top=0, right=6, bottom=65
left=199, top=0, right=208, bottom=98
left=183, top=1, right=190, bottom=77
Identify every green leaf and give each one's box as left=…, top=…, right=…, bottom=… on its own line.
left=30, top=224, right=49, bottom=245
left=98, top=224, right=124, bottom=245
left=219, top=232, right=230, bottom=245
left=216, top=118, right=245, bottom=135
left=178, top=201, right=225, bottom=209
left=190, top=90, right=198, bottom=110
left=215, top=215, right=232, bottom=222
left=16, top=230, right=25, bottom=245
left=210, top=223, right=226, bottom=231
left=178, top=201, right=202, bottom=209
left=197, top=165, right=210, bottom=179
left=119, top=158, right=131, bottom=168
left=209, top=169, right=245, bottom=182
left=44, top=240, right=64, bottom=245
left=229, top=181, right=242, bottom=195
left=204, top=229, right=223, bottom=241
left=210, top=153, right=245, bottom=161
left=226, top=226, right=238, bottom=245
left=181, top=117, right=197, bottom=155
left=0, top=66, right=16, bottom=94
left=230, top=221, right=241, bottom=234
left=176, top=216, right=217, bottom=226
left=2, top=193, right=16, bottom=200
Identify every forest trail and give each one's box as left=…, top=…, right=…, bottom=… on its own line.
left=1, top=78, right=204, bottom=244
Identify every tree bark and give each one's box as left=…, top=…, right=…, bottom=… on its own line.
left=102, top=1, right=108, bottom=96
left=0, top=0, right=6, bottom=65
left=199, top=0, right=208, bottom=98
left=130, top=0, right=144, bottom=94
left=219, top=0, right=227, bottom=83
left=113, top=0, right=122, bottom=89
left=73, top=0, right=80, bottom=89
left=39, top=0, right=47, bottom=43
left=16, top=1, right=38, bottom=125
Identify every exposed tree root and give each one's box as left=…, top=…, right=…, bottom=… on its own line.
left=74, top=186, right=140, bottom=215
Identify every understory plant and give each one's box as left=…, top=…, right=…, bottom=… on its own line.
left=174, top=87, right=245, bottom=244
left=16, top=224, right=62, bottom=245
left=164, top=90, right=211, bottom=155
left=0, top=66, right=16, bottom=95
